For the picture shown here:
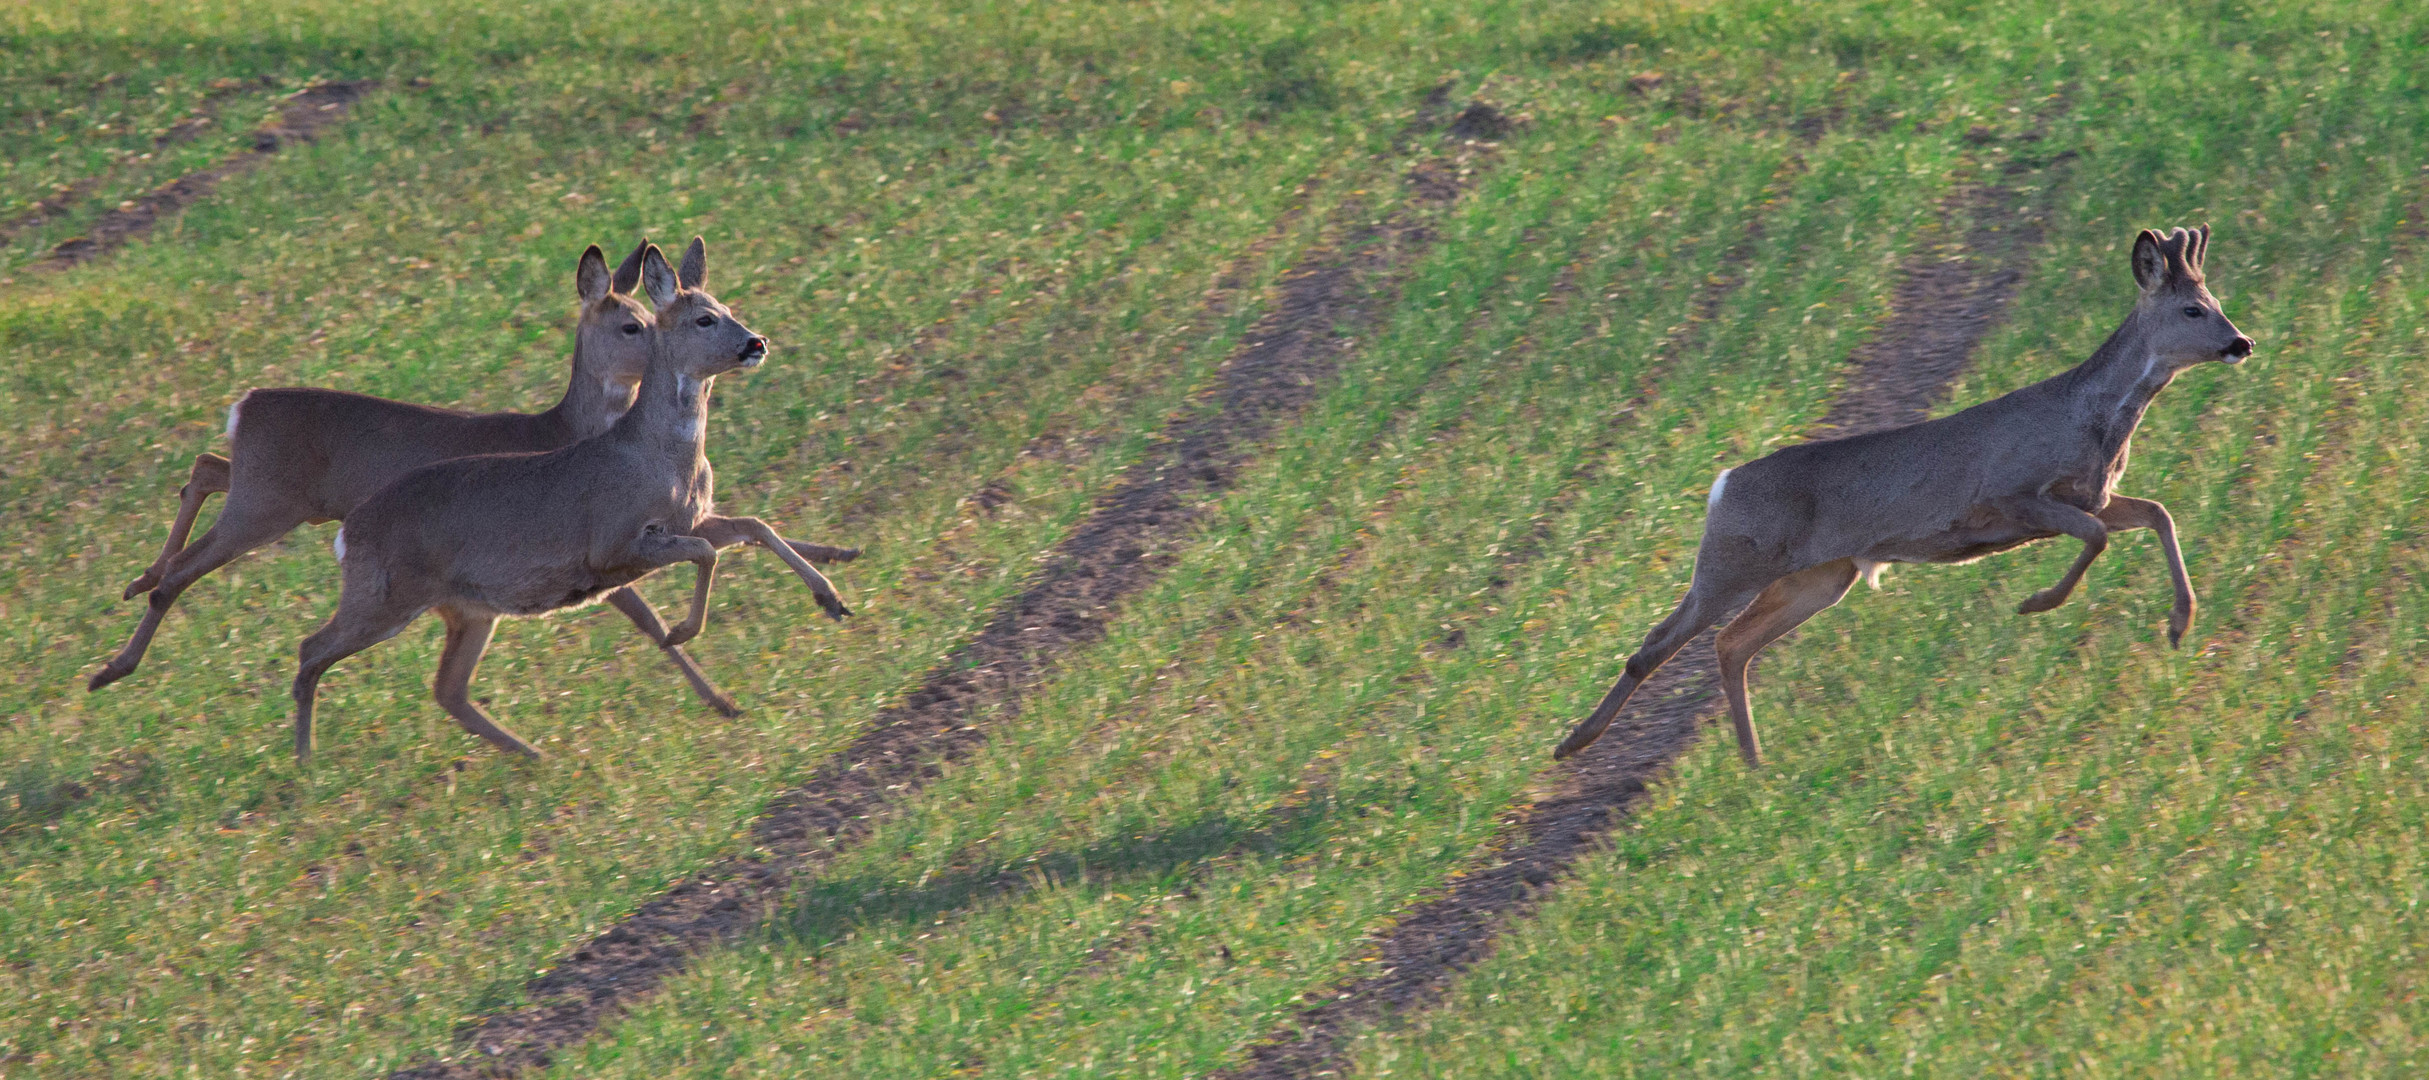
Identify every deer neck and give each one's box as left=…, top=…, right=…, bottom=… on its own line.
left=613, top=348, right=712, bottom=459
left=538, top=335, right=634, bottom=442
left=2067, top=317, right=2179, bottom=454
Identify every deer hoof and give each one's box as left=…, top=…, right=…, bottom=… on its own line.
left=705, top=693, right=744, bottom=719
left=2017, top=591, right=2062, bottom=614
left=1553, top=721, right=1604, bottom=760
left=823, top=599, right=854, bottom=622
left=87, top=665, right=130, bottom=692
left=123, top=573, right=161, bottom=600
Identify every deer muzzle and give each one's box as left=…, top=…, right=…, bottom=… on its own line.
left=2221, top=335, right=2254, bottom=364
left=738, top=336, right=768, bottom=368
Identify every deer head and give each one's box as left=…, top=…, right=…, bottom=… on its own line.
left=571, top=241, right=658, bottom=414
left=2130, top=225, right=2255, bottom=367
left=639, top=236, right=768, bottom=380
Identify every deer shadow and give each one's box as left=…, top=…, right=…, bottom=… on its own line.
left=763, top=782, right=1356, bottom=951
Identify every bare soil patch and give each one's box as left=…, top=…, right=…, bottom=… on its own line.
left=388, top=100, right=1513, bottom=1080
left=33, top=80, right=376, bottom=271
left=1213, top=138, right=2074, bottom=1080
left=0, top=77, right=273, bottom=250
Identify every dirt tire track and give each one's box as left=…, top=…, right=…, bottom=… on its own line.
left=0, top=77, right=274, bottom=250
left=387, top=102, right=1514, bottom=1080
left=33, top=80, right=376, bottom=271
left=1212, top=140, right=2075, bottom=1080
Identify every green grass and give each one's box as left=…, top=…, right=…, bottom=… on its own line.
left=2, top=0, right=2426, bottom=1076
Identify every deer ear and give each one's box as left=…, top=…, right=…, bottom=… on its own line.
left=678, top=236, right=707, bottom=291
left=641, top=245, right=681, bottom=309
left=2131, top=230, right=2168, bottom=291
left=576, top=245, right=612, bottom=305
left=610, top=239, right=649, bottom=295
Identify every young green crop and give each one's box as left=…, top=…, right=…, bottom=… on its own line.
left=2, top=0, right=2423, bottom=1076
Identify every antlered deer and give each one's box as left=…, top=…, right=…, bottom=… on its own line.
left=289, top=239, right=851, bottom=763
left=1557, top=226, right=2254, bottom=768
left=91, top=243, right=856, bottom=714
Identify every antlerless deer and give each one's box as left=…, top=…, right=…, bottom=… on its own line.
left=1557, top=226, right=2255, bottom=768
left=90, top=243, right=856, bottom=714
left=289, top=239, right=851, bottom=764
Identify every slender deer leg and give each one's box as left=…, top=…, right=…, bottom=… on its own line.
left=431, top=605, right=541, bottom=759
left=2097, top=495, right=2195, bottom=648
left=785, top=539, right=862, bottom=565
left=1555, top=575, right=1761, bottom=761
left=692, top=514, right=854, bottom=620
left=126, top=453, right=231, bottom=599
left=631, top=529, right=721, bottom=646
left=2004, top=497, right=2110, bottom=615
left=291, top=596, right=425, bottom=766
left=91, top=497, right=305, bottom=691
left=604, top=586, right=743, bottom=717
left=1713, top=559, right=1861, bottom=768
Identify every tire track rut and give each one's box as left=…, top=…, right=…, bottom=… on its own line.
left=32, top=80, right=375, bottom=271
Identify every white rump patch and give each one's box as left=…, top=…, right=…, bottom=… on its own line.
left=332, top=527, right=347, bottom=562
left=1857, top=559, right=1888, bottom=590
left=1707, top=468, right=1732, bottom=511
left=225, top=393, right=247, bottom=439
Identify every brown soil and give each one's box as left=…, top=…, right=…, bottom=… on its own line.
left=1212, top=139, right=2075, bottom=1080
left=33, top=80, right=375, bottom=271
left=388, top=101, right=1512, bottom=1080
left=0, top=77, right=272, bottom=249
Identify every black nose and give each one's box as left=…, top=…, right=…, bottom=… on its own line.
left=2225, top=335, right=2253, bottom=358
left=741, top=336, right=767, bottom=357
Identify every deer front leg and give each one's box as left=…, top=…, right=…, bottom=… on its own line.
left=604, top=586, right=743, bottom=717
left=2097, top=495, right=2195, bottom=648
left=691, top=514, right=854, bottom=621
left=786, top=539, right=862, bottom=565
left=2002, top=497, right=2109, bottom=616
left=126, top=452, right=230, bottom=599
left=632, top=527, right=721, bottom=647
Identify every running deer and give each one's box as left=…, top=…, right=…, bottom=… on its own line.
left=90, top=243, right=857, bottom=713
left=1556, top=225, right=2254, bottom=768
left=289, top=239, right=851, bottom=764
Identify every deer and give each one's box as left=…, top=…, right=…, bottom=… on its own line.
left=89, top=242, right=858, bottom=716
left=1556, top=225, right=2255, bottom=768
left=288, top=238, right=851, bottom=764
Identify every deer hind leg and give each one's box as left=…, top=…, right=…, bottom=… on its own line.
left=692, top=514, right=853, bottom=621
left=2097, top=495, right=2195, bottom=648
left=1714, top=559, right=1861, bottom=769
left=1555, top=572, right=1766, bottom=761
left=90, top=492, right=304, bottom=692
left=430, top=605, right=540, bottom=760
left=126, top=453, right=231, bottom=599
left=291, top=591, right=427, bottom=766
left=2003, top=497, right=2110, bottom=616
left=604, top=586, right=743, bottom=717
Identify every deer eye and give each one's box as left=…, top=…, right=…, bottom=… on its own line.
left=695, top=315, right=715, bottom=327
left=621, top=323, right=642, bottom=335
left=2182, top=305, right=2204, bottom=318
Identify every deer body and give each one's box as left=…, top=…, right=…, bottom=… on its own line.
left=1556, top=226, right=2254, bottom=768
left=290, top=239, right=851, bottom=764
left=91, top=245, right=856, bottom=712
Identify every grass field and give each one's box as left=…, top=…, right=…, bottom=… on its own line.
left=3, top=0, right=2426, bottom=1076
